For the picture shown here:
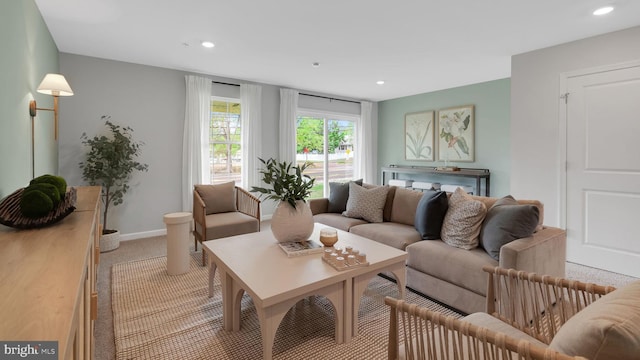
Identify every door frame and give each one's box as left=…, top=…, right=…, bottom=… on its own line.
left=557, top=59, right=640, bottom=229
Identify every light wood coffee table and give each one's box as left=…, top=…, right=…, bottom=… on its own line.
left=203, top=223, right=407, bottom=360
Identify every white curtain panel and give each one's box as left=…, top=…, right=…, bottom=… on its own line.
left=279, top=88, right=299, bottom=164
left=356, top=101, right=375, bottom=183
left=240, top=84, right=262, bottom=190
left=182, top=75, right=211, bottom=211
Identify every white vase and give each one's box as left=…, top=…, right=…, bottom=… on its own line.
left=270, top=200, right=314, bottom=243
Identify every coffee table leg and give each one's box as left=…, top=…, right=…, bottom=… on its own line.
left=208, top=255, right=217, bottom=298
left=343, top=278, right=353, bottom=343
left=254, top=281, right=345, bottom=360
left=352, top=261, right=406, bottom=338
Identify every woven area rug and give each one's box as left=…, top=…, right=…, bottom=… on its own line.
left=112, top=255, right=462, bottom=360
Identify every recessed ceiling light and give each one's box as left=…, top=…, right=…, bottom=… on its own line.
left=593, top=6, right=614, bottom=15
left=376, top=80, right=385, bottom=85
left=201, top=41, right=215, bottom=48
left=312, top=62, right=320, bottom=68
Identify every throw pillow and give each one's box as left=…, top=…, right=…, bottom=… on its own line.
left=549, top=280, right=640, bottom=360
left=194, top=182, right=237, bottom=215
left=479, top=195, right=539, bottom=260
left=343, top=182, right=389, bottom=223
left=327, top=179, right=363, bottom=213
left=440, top=187, right=487, bottom=249
left=414, top=190, right=449, bottom=240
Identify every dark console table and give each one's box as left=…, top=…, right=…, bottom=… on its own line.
left=381, top=165, right=491, bottom=196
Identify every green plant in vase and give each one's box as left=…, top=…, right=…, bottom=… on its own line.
left=79, top=116, right=148, bottom=250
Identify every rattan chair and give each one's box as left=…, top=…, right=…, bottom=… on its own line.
left=386, top=266, right=618, bottom=359
left=193, top=185, right=261, bottom=265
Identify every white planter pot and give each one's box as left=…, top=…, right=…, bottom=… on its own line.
left=270, top=200, right=314, bottom=243
left=100, top=230, right=120, bottom=252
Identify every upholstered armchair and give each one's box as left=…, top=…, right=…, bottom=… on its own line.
left=193, top=182, right=261, bottom=265
left=386, top=266, right=639, bottom=359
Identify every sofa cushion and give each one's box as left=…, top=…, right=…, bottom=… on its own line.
left=549, top=280, right=640, bottom=360
left=195, top=182, right=237, bottom=215
left=327, top=179, right=363, bottom=213
left=343, top=183, right=389, bottom=223
left=469, top=194, right=545, bottom=232
left=363, top=183, right=396, bottom=221
left=196, top=211, right=259, bottom=240
left=313, top=213, right=368, bottom=232
left=441, top=187, right=487, bottom=250
left=350, top=222, right=421, bottom=250
left=479, top=195, right=540, bottom=260
left=390, top=187, right=424, bottom=226
left=406, top=240, right=497, bottom=295
left=414, top=190, right=449, bottom=240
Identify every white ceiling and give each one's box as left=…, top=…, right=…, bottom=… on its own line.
left=35, top=0, right=640, bottom=102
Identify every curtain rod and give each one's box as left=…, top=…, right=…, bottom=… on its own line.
left=211, top=80, right=361, bottom=105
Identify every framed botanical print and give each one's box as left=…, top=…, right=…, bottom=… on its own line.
left=437, top=105, right=474, bottom=162
left=405, top=111, right=434, bottom=161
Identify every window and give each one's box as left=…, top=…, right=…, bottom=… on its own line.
left=296, top=112, right=357, bottom=198
left=210, top=98, right=242, bottom=185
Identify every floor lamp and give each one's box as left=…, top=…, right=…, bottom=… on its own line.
left=28, top=73, right=74, bottom=178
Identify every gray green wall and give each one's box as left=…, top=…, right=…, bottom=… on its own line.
left=378, top=78, right=511, bottom=197
left=0, top=0, right=59, bottom=198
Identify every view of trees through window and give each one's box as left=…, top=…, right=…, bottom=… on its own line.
left=296, top=115, right=356, bottom=198
left=210, top=98, right=241, bottom=185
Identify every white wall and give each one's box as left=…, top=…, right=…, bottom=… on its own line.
left=511, top=26, right=640, bottom=227
left=58, top=53, right=369, bottom=237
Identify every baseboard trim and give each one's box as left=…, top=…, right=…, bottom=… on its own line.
left=120, top=229, right=167, bottom=242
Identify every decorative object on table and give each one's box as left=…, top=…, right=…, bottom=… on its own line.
left=319, top=227, right=338, bottom=247
left=322, top=245, right=369, bottom=271
left=438, top=105, right=475, bottom=162
left=0, top=177, right=77, bottom=229
left=79, top=116, right=149, bottom=252
left=405, top=110, right=434, bottom=161
left=251, top=157, right=315, bottom=243
left=278, top=239, right=324, bottom=257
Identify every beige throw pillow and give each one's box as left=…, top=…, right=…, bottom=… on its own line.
left=343, top=182, right=389, bottom=223
left=549, top=280, right=640, bottom=360
left=194, top=182, right=237, bottom=215
left=440, top=187, right=487, bottom=249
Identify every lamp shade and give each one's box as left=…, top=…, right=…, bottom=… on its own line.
left=37, top=74, right=74, bottom=96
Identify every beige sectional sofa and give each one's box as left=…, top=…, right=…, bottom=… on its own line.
left=309, top=184, right=567, bottom=314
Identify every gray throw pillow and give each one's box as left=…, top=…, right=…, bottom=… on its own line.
left=328, top=179, right=363, bottom=213
left=343, top=182, right=389, bottom=223
left=414, top=190, right=449, bottom=240
left=194, top=182, right=237, bottom=215
left=479, top=195, right=539, bottom=260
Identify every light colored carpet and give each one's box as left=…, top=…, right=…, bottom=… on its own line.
left=112, top=254, right=461, bottom=360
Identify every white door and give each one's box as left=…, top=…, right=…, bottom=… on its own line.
left=565, top=64, right=640, bottom=277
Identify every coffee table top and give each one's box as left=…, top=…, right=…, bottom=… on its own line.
left=203, top=223, right=407, bottom=308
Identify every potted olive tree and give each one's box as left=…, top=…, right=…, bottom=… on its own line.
left=251, top=157, right=316, bottom=242
left=80, top=116, right=148, bottom=251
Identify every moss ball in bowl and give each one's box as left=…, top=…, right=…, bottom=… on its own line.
left=25, top=183, right=61, bottom=206
left=20, top=190, right=54, bottom=218
left=30, top=174, right=67, bottom=200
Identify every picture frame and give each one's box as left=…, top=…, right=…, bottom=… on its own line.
left=437, top=105, right=475, bottom=162
left=404, top=111, right=434, bottom=161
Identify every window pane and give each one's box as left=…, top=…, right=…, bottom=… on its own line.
left=328, top=119, right=355, bottom=183
left=296, top=115, right=356, bottom=199
left=210, top=100, right=242, bottom=185
left=296, top=116, right=324, bottom=199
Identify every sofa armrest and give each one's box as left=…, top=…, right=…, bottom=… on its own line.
left=498, top=226, right=567, bottom=278
left=309, top=198, right=329, bottom=215
left=236, top=186, right=261, bottom=225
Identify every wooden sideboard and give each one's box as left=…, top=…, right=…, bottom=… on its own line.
left=0, top=186, right=101, bottom=360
